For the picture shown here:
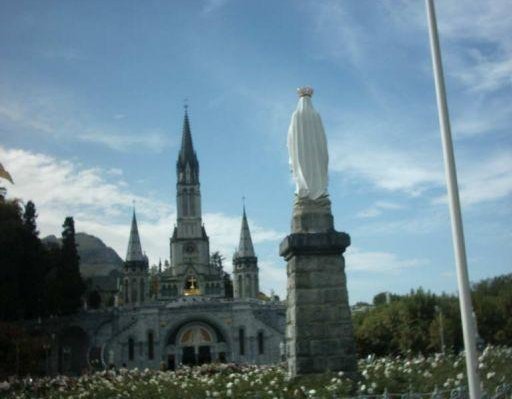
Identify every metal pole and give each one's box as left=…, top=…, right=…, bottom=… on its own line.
left=425, top=1, right=481, bottom=397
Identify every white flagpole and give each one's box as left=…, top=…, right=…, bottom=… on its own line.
left=425, top=1, right=482, bottom=398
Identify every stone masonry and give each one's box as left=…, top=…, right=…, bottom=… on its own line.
left=280, top=196, right=357, bottom=377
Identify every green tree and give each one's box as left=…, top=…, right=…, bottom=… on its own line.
left=0, top=200, right=24, bottom=320
left=19, top=201, right=45, bottom=319
left=58, top=217, right=85, bottom=315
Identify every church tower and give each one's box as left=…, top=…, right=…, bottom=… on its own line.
left=233, top=206, right=259, bottom=299
left=161, top=109, right=224, bottom=298
left=122, top=209, right=149, bottom=305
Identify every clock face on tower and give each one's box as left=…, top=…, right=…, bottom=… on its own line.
left=184, top=241, right=197, bottom=254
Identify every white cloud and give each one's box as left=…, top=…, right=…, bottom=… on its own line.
left=0, top=146, right=282, bottom=277
left=257, top=260, right=286, bottom=299
left=357, top=200, right=403, bottom=219
left=329, top=124, right=511, bottom=207
left=346, top=247, right=428, bottom=273
left=433, top=151, right=512, bottom=206
left=0, top=85, right=171, bottom=152
left=330, top=135, right=444, bottom=195
left=78, top=130, right=170, bottom=153
left=0, top=145, right=170, bottom=254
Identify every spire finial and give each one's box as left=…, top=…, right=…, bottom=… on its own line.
left=126, top=206, right=144, bottom=262
left=236, top=200, right=255, bottom=257
left=184, top=98, right=189, bottom=112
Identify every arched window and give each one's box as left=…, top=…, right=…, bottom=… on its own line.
left=131, top=278, right=137, bottom=303
left=124, top=279, right=129, bottom=303
left=140, top=278, right=145, bottom=302
left=148, top=331, right=154, bottom=360
left=238, top=328, right=245, bottom=356
left=238, top=275, right=243, bottom=298
left=247, top=275, right=252, bottom=297
left=128, top=337, right=134, bottom=361
left=258, top=331, right=264, bottom=355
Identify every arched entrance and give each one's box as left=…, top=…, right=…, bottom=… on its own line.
left=58, top=326, right=89, bottom=375
left=166, top=321, right=228, bottom=369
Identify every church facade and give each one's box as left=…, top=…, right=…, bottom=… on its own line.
left=41, top=111, right=285, bottom=374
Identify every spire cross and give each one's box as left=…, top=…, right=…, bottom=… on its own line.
left=183, top=98, right=189, bottom=112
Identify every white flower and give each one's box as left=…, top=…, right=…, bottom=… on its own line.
left=0, top=382, right=10, bottom=391
left=457, top=373, right=464, bottom=380
left=486, top=372, right=495, bottom=379
left=309, top=389, right=317, bottom=395
left=226, top=382, right=233, bottom=389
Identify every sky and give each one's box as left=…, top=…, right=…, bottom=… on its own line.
left=0, top=0, right=510, bottom=304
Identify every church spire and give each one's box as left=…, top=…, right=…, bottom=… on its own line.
left=177, top=107, right=199, bottom=183
left=237, top=205, right=255, bottom=258
left=126, top=208, right=145, bottom=262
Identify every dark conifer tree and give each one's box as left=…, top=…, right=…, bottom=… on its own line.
left=20, top=201, right=45, bottom=319
left=59, top=217, right=85, bottom=314
left=0, top=200, right=24, bottom=320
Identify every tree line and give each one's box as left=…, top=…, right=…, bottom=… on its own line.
left=0, top=198, right=85, bottom=321
left=353, top=274, right=512, bottom=356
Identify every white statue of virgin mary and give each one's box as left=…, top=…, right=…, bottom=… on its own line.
left=287, top=87, right=329, bottom=200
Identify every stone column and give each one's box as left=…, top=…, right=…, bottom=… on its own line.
left=280, top=196, right=357, bottom=378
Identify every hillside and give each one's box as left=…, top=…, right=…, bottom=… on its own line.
left=43, top=232, right=123, bottom=277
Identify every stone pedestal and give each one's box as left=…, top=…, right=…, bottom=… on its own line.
left=280, top=196, right=357, bottom=377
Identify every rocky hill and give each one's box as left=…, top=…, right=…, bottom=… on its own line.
left=43, top=233, right=123, bottom=277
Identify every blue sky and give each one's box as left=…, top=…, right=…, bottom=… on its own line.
left=0, top=0, right=510, bottom=303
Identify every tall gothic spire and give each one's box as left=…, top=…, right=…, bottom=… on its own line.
left=237, top=205, right=255, bottom=257
left=177, top=108, right=199, bottom=182
left=126, top=208, right=145, bottom=262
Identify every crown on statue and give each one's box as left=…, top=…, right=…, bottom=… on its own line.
left=297, top=86, right=314, bottom=97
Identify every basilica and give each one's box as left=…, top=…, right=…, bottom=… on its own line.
left=42, top=111, right=286, bottom=374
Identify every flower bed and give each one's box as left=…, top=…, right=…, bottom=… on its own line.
left=0, top=346, right=510, bottom=398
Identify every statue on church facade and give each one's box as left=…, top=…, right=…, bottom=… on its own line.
left=287, top=86, right=329, bottom=200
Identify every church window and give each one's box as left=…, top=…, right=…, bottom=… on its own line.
left=140, top=279, right=145, bottom=302
left=124, top=279, right=129, bottom=304
left=258, top=331, right=264, bottom=355
left=148, top=331, right=154, bottom=360
left=188, top=194, right=195, bottom=215
left=182, top=194, right=189, bottom=216
left=239, top=328, right=245, bottom=356
left=238, top=275, right=243, bottom=297
left=128, top=338, right=134, bottom=361
left=247, top=275, right=252, bottom=297
left=131, top=279, right=137, bottom=303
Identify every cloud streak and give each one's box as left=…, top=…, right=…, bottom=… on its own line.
left=0, top=85, right=171, bottom=152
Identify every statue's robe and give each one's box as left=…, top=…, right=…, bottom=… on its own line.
left=287, top=94, right=329, bottom=200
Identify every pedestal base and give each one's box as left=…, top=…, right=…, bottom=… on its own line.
left=280, top=230, right=357, bottom=378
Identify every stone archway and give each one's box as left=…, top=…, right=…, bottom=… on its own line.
left=166, top=320, right=229, bottom=368
left=58, top=326, right=89, bottom=375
